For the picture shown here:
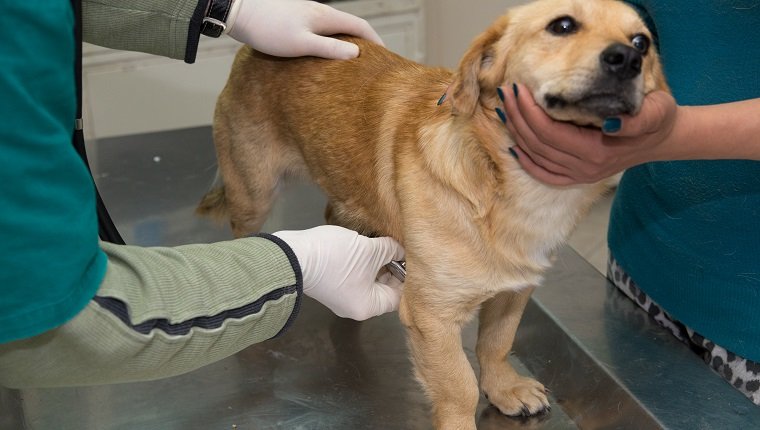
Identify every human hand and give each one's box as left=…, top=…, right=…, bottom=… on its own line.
left=498, top=84, right=679, bottom=186
left=227, top=0, right=384, bottom=59
left=273, top=225, right=404, bottom=321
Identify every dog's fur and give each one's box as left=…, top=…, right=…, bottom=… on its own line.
left=197, top=0, right=668, bottom=428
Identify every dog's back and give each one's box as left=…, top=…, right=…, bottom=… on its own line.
left=201, top=38, right=453, bottom=238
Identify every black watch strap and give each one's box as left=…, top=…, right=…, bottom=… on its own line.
left=201, top=0, right=234, bottom=38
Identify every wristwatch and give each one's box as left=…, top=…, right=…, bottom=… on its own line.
left=201, top=0, right=234, bottom=38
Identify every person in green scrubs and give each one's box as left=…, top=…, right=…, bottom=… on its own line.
left=0, top=0, right=403, bottom=387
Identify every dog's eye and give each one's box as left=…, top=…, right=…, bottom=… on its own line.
left=546, top=16, right=579, bottom=36
left=631, top=34, right=651, bottom=54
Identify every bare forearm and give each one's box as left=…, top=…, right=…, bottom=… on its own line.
left=664, top=97, right=760, bottom=161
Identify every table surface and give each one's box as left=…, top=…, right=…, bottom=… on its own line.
left=2, top=126, right=757, bottom=430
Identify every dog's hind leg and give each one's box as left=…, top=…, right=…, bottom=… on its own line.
left=213, top=106, right=307, bottom=237
left=223, top=169, right=281, bottom=238
left=476, top=287, right=550, bottom=416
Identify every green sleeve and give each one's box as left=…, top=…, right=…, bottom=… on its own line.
left=82, top=0, right=208, bottom=63
left=0, top=235, right=304, bottom=388
left=99, top=234, right=303, bottom=341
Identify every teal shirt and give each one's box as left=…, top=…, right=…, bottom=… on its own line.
left=612, top=0, right=760, bottom=360
left=0, top=3, right=107, bottom=343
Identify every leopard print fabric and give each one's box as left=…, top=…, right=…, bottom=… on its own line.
left=607, top=255, right=760, bottom=405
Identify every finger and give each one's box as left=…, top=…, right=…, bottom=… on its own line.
left=515, top=142, right=606, bottom=185
left=510, top=146, right=580, bottom=187
left=372, top=236, right=405, bottom=265
left=301, top=34, right=360, bottom=59
left=370, top=281, right=403, bottom=315
left=500, top=85, right=542, bottom=151
left=377, top=271, right=403, bottom=290
left=505, top=117, right=572, bottom=176
left=605, top=90, right=675, bottom=137
left=502, top=86, right=580, bottom=176
left=502, top=85, right=570, bottom=168
left=313, top=6, right=384, bottom=46
left=514, top=143, right=572, bottom=179
left=512, top=84, right=599, bottom=158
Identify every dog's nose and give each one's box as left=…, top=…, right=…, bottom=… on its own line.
left=600, top=43, right=642, bottom=80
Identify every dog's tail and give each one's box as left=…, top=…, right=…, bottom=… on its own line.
left=195, top=170, right=228, bottom=220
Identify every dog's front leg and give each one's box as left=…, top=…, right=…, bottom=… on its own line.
left=476, top=287, right=550, bottom=416
left=399, top=287, right=480, bottom=430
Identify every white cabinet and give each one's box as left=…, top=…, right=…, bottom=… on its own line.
left=82, top=0, right=425, bottom=140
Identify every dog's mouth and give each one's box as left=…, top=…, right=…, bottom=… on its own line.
left=541, top=76, right=644, bottom=126
left=544, top=91, right=638, bottom=120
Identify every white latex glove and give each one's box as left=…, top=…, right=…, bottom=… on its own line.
left=273, top=225, right=404, bottom=320
left=226, top=0, right=384, bottom=59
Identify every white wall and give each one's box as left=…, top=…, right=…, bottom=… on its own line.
left=424, top=0, right=529, bottom=68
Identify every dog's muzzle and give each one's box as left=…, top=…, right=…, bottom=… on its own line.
left=600, top=43, right=642, bottom=81
left=544, top=43, right=645, bottom=120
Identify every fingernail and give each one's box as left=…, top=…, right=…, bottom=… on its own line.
left=495, top=107, right=507, bottom=124
left=512, top=83, right=519, bottom=97
left=602, top=117, right=622, bottom=133
left=508, top=147, right=519, bottom=159
left=497, top=87, right=505, bottom=102
left=437, top=92, right=447, bottom=106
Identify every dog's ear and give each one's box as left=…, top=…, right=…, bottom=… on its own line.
left=449, top=15, right=510, bottom=116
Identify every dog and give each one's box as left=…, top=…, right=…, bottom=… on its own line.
left=197, top=0, right=668, bottom=428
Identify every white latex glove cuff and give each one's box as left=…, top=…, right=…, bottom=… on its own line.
left=224, top=0, right=244, bottom=35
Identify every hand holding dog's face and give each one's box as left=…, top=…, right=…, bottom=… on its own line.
left=502, top=89, right=679, bottom=186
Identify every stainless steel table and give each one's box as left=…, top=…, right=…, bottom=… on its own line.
left=2, top=126, right=757, bottom=429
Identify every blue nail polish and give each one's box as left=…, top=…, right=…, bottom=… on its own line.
left=508, top=147, right=519, bottom=159
left=437, top=92, right=447, bottom=106
left=512, top=83, right=519, bottom=97
left=497, top=87, right=505, bottom=102
left=602, top=117, right=622, bottom=133
left=495, top=107, right=507, bottom=124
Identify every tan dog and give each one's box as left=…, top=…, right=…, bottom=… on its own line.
left=197, top=0, right=668, bottom=428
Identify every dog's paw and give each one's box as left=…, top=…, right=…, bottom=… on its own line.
left=483, top=375, right=550, bottom=417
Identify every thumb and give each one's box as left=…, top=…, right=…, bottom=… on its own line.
left=369, top=236, right=405, bottom=268
left=367, top=280, right=403, bottom=317
left=604, top=90, right=675, bottom=137
left=304, top=34, right=360, bottom=59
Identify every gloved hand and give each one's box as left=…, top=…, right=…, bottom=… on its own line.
left=226, top=0, right=384, bottom=59
left=273, top=225, right=404, bottom=321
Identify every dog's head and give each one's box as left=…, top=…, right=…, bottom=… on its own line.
left=449, top=0, right=668, bottom=126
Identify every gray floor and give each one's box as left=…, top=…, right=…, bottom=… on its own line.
left=1, top=127, right=757, bottom=430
